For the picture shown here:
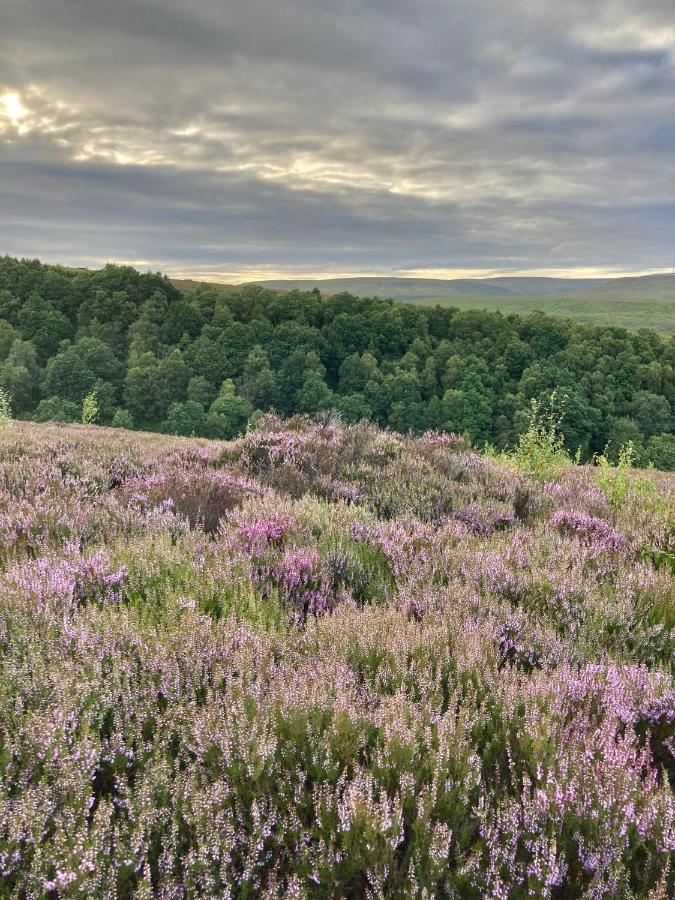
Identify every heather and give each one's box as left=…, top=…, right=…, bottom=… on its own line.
left=0, top=418, right=674, bottom=898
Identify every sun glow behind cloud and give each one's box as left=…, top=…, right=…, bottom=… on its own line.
left=159, top=262, right=674, bottom=284
left=1, top=0, right=674, bottom=277
left=0, top=91, right=29, bottom=134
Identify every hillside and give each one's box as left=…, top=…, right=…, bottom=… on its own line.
left=248, top=273, right=675, bottom=333
left=250, top=274, right=610, bottom=298
left=1, top=256, right=674, bottom=468
left=171, top=277, right=241, bottom=295
left=0, top=417, right=673, bottom=895
left=170, top=272, right=675, bottom=334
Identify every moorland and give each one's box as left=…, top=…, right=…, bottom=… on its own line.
left=0, top=415, right=673, bottom=896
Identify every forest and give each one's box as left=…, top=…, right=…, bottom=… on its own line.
left=0, top=255, right=673, bottom=468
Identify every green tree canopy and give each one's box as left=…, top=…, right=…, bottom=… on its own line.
left=206, top=381, right=253, bottom=439
left=0, top=256, right=672, bottom=468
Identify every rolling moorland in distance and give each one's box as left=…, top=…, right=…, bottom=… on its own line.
left=174, top=272, right=675, bottom=335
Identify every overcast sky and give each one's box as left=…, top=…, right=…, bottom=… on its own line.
left=1, top=0, right=674, bottom=281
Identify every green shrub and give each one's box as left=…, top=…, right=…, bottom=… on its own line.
left=81, top=389, right=99, bottom=425
left=595, top=441, right=656, bottom=509
left=507, top=392, right=573, bottom=481
left=35, top=395, right=80, bottom=423
left=0, top=386, right=12, bottom=429
left=111, top=408, right=134, bottom=429
left=644, top=433, right=675, bottom=472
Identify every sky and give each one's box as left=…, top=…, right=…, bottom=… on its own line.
left=1, top=0, right=674, bottom=282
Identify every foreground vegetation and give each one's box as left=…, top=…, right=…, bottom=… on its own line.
left=0, top=417, right=673, bottom=897
left=0, top=256, right=673, bottom=469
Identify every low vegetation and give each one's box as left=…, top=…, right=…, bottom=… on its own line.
left=0, top=417, right=673, bottom=896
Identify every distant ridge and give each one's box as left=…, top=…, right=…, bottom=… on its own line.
left=170, top=271, right=675, bottom=334
left=247, top=273, right=675, bottom=300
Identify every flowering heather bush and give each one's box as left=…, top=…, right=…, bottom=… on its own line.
left=551, top=509, right=627, bottom=552
left=0, top=417, right=673, bottom=897
left=125, top=466, right=269, bottom=535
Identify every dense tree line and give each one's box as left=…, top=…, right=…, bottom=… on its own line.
left=0, top=255, right=673, bottom=468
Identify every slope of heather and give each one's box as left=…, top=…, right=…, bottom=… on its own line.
left=0, top=417, right=673, bottom=896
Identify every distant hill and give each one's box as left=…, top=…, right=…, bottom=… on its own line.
left=173, top=274, right=614, bottom=300
left=479, top=276, right=610, bottom=295
left=248, top=276, right=515, bottom=298
left=251, top=273, right=675, bottom=333
left=250, top=275, right=614, bottom=299
left=171, top=272, right=675, bottom=334
left=171, top=278, right=240, bottom=294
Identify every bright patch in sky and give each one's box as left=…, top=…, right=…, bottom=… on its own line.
left=0, top=0, right=674, bottom=277
left=0, top=92, right=29, bottom=134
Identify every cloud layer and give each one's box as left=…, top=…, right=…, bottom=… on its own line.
left=1, top=0, right=674, bottom=279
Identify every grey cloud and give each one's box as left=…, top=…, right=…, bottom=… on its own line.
left=1, top=0, right=674, bottom=276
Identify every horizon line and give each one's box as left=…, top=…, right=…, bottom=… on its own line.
left=4, top=252, right=675, bottom=284
left=168, top=266, right=675, bottom=286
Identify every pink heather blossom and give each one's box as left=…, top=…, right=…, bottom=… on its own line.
left=0, top=418, right=672, bottom=897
